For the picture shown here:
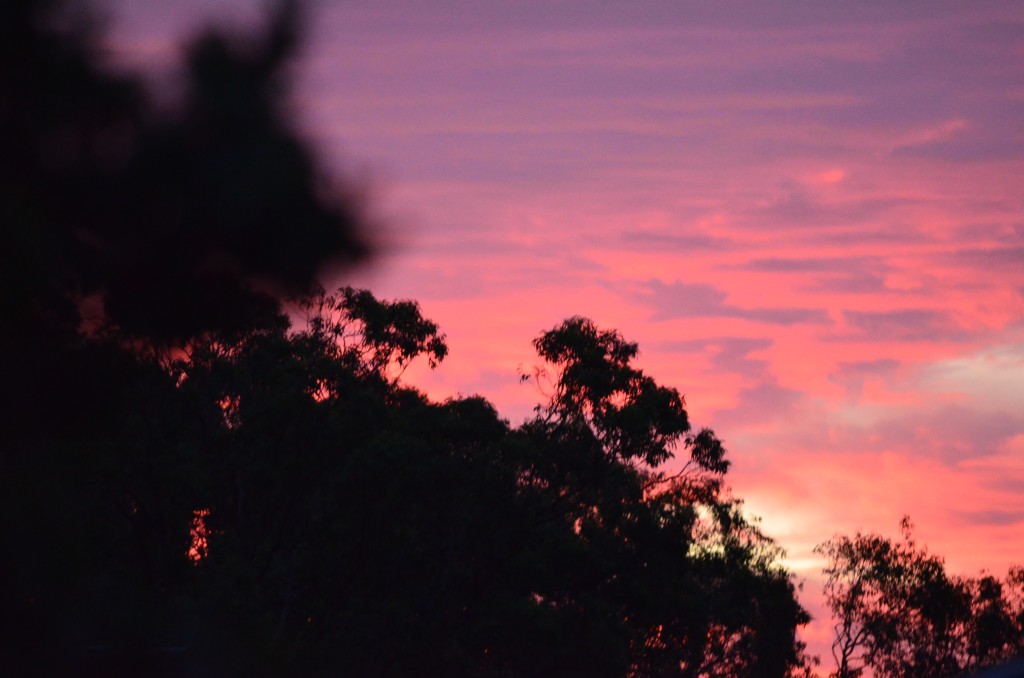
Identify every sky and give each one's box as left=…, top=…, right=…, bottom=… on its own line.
left=102, top=0, right=1024, bottom=668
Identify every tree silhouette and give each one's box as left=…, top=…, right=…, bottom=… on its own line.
left=3, top=280, right=815, bottom=674
left=817, top=517, right=1024, bottom=678
left=518, top=317, right=812, bottom=675
left=1, top=1, right=368, bottom=673
left=2, top=0, right=367, bottom=347
left=1, top=1, right=815, bottom=675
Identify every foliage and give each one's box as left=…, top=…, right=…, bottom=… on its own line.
left=522, top=317, right=811, bottom=676
left=3, top=283, right=814, bottom=675
left=297, top=285, right=448, bottom=382
left=531, top=316, right=716, bottom=471
left=816, top=517, right=1024, bottom=678
left=1, top=0, right=366, bottom=349
left=2, top=1, right=813, bottom=675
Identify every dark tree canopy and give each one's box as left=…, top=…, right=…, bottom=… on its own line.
left=1, top=0, right=368, bottom=348
left=298, top=286, right=449, bottom=381
left=817, top=518, right=1024, bottom=678
left=532, top=316, right=694, bottom=468
left=2, top=2, right=814, bottom=676
left=3, top=282, right=815, bottom=675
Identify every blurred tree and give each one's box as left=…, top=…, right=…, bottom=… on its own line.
left=816, top=518, right=1024, bottom=678
left=0, top=0, right=814, bottom=675
left=1, top=0, right=368, bottom=348
left=0, top=0, right=368, bottom=673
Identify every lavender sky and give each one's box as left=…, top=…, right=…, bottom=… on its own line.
left=103, top=0, right=1024, bottom=665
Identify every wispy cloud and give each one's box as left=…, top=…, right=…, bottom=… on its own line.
left=643, top=279, right=830, bottom=325
left=955, top=510, right=1024, bottom=527
left=842, top=309, right=968, bottom=342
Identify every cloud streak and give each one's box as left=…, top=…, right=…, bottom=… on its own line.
left=643, top=279, right=831, bottom=325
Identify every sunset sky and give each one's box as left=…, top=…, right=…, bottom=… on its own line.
left=104, top=0, right=1024, bottom=665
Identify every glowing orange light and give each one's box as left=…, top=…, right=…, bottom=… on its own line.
left=188, top=508, right=210, bottom=563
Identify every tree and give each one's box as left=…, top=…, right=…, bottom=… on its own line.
left=2, top=1, right=814, bottom=674
left=3, top=280, right=815, bottom=674
left=297, top=285, right=448, bottom=382
left=816, top=518, right=1024, bottom=678
left=519, top=317, right=812, bottom=676
left=530, top=316, right=725, bottom=474
left=1, top=0, right=368, bottom=348
left=1, top=1, right=369, bottom=673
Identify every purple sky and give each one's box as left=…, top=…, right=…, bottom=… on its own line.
left=102, top=0, right=1024, bottom=668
